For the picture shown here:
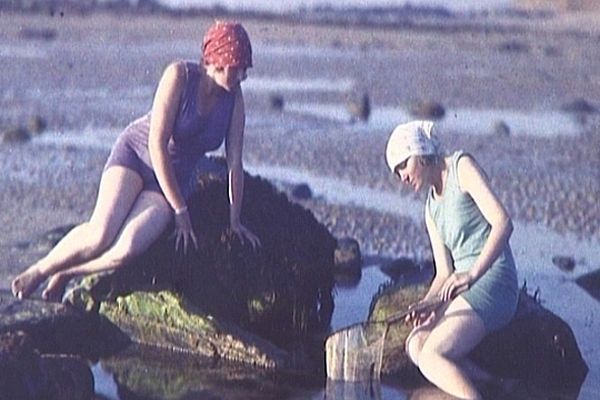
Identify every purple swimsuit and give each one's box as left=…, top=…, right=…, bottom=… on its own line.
left=104, top=61, right=235, bottom=199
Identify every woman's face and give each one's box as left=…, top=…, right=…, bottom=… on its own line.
left=394, top=156, right=427, bottom=192
left=207, top=65, right=248, bottom=92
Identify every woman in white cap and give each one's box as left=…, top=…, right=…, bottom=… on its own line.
left=385, top=120, right=518, bottom=399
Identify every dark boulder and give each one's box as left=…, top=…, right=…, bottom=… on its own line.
left=368, top=283, right=588, bottom=393
left=68, top=161, right=336, bottom=368
left=0, top=331, right=94, bottom=400
left=0, top=290, right=128, bottom=357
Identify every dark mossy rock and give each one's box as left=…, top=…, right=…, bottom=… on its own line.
left=69, top=160, right=336, bottom=367
left=93, top=290, right=292, bottom=369
left=368, top=284, right=589, bottom=392
left=0, top=290, right=128, bottom=357
left=0, top=331, right=94, bottom=400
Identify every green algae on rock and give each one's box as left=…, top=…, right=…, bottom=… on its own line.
left=99, top=290, right=291, bottom=369
left=67, top=161, right=336, bottom=371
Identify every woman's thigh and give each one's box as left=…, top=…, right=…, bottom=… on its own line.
left=88, top=166, right=144, bottom=241
left=421, top=296, right=486, bottom=360
left=109, top=190, right=172, bottom=258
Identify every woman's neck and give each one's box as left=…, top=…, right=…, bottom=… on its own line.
left=431, top=157, right=449, bottom=198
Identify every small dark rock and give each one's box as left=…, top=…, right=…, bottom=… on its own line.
left=409, top=100, right=445, bottom=120
left=18, top=27, right=57, bottom=41
left=333, top=237, right=362, bottom=278
left=1, top=126, right=30, bottom=144
left=291, top=183, right=313, bottom=200
left=381, top=257, right=419, bottom=281
left=498, top=40, right=530, bottom=53
left=269, top=93, right=284, bottom=111
left=27, top=115, right=47, bottom=135
left=493, top=120, right=511, bottom=138
left=561, top=98, right=598, bottom=114
left=347, top=92, right=371, bottom=122
left=552, top=255, right=576, bottom=272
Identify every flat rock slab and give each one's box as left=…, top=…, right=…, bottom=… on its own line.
left=0, top=290, right=128, bottom=356
left=97, top=290, right=293, bottom=370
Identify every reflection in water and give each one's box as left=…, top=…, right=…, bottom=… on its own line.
left=324, top=380, right=384, bottom=400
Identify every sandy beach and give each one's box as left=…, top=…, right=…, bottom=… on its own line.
left=1, top=7, right=599, bottom=398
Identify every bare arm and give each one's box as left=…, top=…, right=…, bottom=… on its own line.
left=457, top=154, right=513, bottom=283
left=225, top=87, right=260, bottom=248
left=148, top=61, right=187, bottom=212
left=438, top=154, right=513, bottom=301
left=148, top=61, right=198, bottom=253
left=424, top=207, right=453, bottom=300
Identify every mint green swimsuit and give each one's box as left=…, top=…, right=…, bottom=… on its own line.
left=426, top=151, right=518, bottom=332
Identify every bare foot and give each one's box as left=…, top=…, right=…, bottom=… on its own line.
left=41, top=273, right=69, bottom=302
left=11, top=267, right=46, bottom=299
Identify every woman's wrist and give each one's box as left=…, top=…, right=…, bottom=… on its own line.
left=174, top=205, right=188, bottom=215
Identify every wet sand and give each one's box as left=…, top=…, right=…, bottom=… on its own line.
left=1, top=8, right=599, bottom=397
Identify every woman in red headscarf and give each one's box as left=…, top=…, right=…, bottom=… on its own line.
left=12, top=21, right=260, bottom=301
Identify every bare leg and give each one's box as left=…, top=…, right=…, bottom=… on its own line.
left=11, top=167, right=143, bottom=299
left=41, top=190, right=172, bottom=301
left=417, top=296, right=486, bottom=400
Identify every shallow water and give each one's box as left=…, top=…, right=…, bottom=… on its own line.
left=27, top=128, right=600, bottom=399
left=90, top=267, right=412, bottom=400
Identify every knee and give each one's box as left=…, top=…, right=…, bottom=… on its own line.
left=80, top=223, right=116, bottom=258
left=417, top=344, right=444, bottom=377
left=405, top=331, right=425, bottom=366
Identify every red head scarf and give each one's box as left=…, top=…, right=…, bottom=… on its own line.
left=202, top=21, right=253, bottom=69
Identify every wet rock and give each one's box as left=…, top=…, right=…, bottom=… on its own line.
left=498, top=40, right=530, bottom=53
left=561, top=98, right=598, bottom=114
left=0, top=290, right=129, bottom=357
left=1, top=126, right=30, bottom=144
left=380, top=257, right=419, bottom=281
left=575, top=269, right=600, bottom=302
left=494, top=120, right=511, bottom=138
left=97, top=290, right=292, bottom=369
left=68, top=161, right=336, bottom=370
left=291, top=183, right=313, bottom=200
left=269, top=93, right=285, bottom=111
left=347, top=92, right=371, bottom=122
left=369, top=284, right=589, bottom=392
left=409, top=100, right=445, bottom=120
left=18, top=27, right=57, bottom=41
left=27, top=115, right=47, bottom=135
left=333, top=237, right=362, bottom=278
left=552, top=255, right=576, bottom=272
left=0, top=331, right=94, bottom=400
